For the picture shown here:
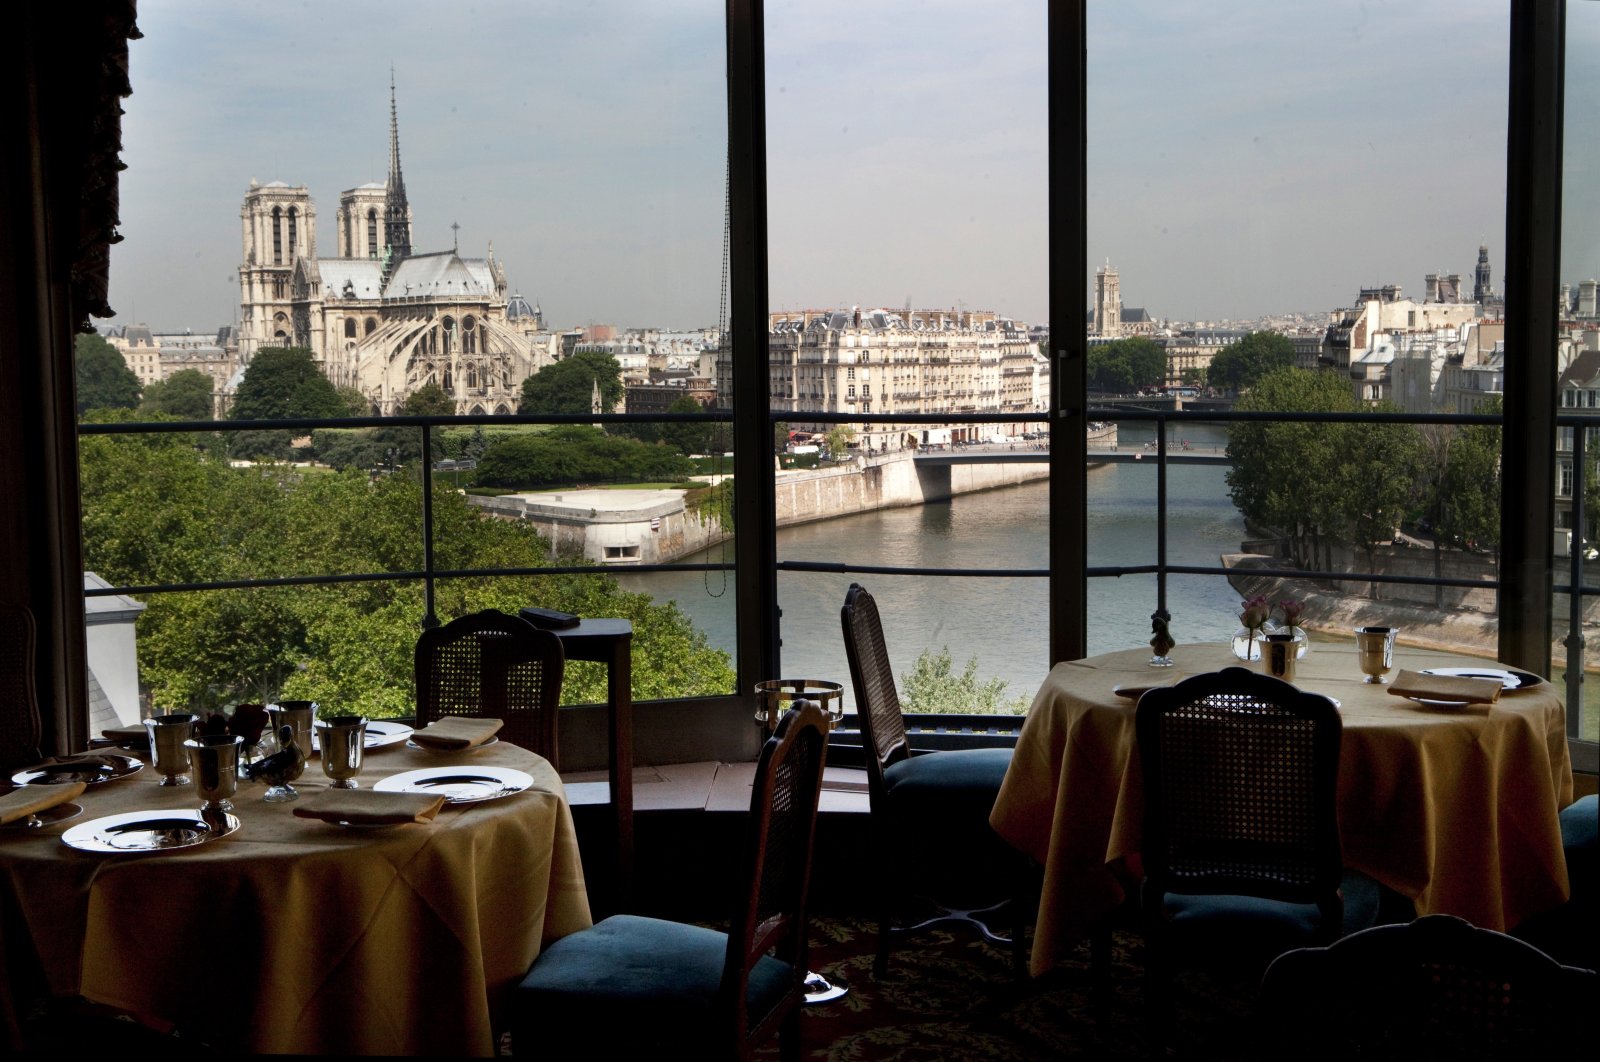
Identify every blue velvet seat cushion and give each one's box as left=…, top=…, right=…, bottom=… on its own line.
left=513, top=914, right=794, bottom=1054
left=883, top=747, right=1013, bottom=817
left=1158, top=871, right=1382, bottom=962
left=1561, top=794, right=1597, bottom=857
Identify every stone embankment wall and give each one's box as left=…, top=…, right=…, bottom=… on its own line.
left=773, top=451, right=1048, bottom=527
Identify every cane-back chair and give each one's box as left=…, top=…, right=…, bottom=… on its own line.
left=1260, top=913, right=1595, bottom=1059
left=1137, top=667, right=1376, bottom=1019
left=512, top=700, right=829, bottom=1061
left=414, top=608, right=564, bottom=767
left=840, top=582, right=1026, bottom=977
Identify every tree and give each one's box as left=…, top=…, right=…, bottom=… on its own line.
left=230, top=346, right=347, bottom=422
left=662, top=394, right=715, bottom=456
left=402, top=382, right=456, bottom=417
left=1416, top=402, right=1501, bottom=604
left=77, top=432, right=734, bottom=712
left=1086, top=336, right=1167, bottom=393
left=229, top=346, right=348, bottom=460
left=140, top=368, right=214, bottom=420
left=899, top=647, right=1030, bottom=715
left=336, top=385, right=371, bottom=416
left=1336, top=407, right=1424, bottom=598
left=823, top=424, right=856, bottom=460
left=475, top=426, right=694, bottom=488
left=75, top=332, right=140, bottom=415
left=519, top=351, right=623, bottom=415
left=1207, top=331, right=1295, bottom=393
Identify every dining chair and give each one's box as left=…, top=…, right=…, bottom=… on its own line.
left=1258, top=913, right=1595, bottom=1059
left=0, top=603, right=43, bottom=772
left=414, top=608, right=564, bottom=767
left=511, top=700, right=829, bottom=1061
left=840, top=582, right=1028, bottom=978
left=1136, top=667, right=1377, bottom=1023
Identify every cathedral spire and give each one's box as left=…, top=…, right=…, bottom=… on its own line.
left=384, top=68, right=413, bottom=271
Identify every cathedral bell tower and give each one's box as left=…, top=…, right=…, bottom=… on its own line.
left=239, top=180, right=315, bottom=362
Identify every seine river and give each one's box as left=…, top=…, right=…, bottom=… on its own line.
left=617, top=424, right=1246, bottom=712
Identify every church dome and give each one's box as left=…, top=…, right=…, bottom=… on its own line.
left=507, top=293, right=538, bottom=320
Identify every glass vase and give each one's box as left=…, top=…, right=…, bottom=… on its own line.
left=1231, top=625, right=1264, bottom=661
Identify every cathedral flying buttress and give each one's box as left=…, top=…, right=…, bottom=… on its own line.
left=237, top=80, right=552, bottom=415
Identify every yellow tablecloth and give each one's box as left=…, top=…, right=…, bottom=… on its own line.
left=0, top=740, right=591, bottom=1056
left=990, top=644, right=1574, bottom=977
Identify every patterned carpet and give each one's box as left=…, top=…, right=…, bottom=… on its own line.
left=769, top=913, right=1262, bottom=1061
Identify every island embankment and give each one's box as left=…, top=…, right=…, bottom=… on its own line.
left=1223, top=552, right=1600, bottom=668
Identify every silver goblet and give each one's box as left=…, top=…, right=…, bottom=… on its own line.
left=146, top=713, right=196, bottom=786
left=185, top=733, right=243, bottom=813
left=316, top=715, right=368, bottom=789
left=1354, top=626, right=1398, bottom=684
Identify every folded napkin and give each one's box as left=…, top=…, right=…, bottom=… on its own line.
left=0, top=781, right=87, bottom=825
left=102, top=723, right=150, bottom=745
left=410, top=716, right=503, bottom=751
left=1387, top=669, right=1503, bottom=704
left=292, top=789, right=446, bottom=826
left=1113, top=680, right=1179, bottom=700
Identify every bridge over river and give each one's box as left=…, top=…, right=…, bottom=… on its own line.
left=913, top=441, right=1230, bottom=466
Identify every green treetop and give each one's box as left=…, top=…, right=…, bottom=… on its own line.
left=1086, top=336, right=1167, bottom=393
left=140, top=368, right=215, bottom=421
left=230, top=346, right=347, bottom=421
left=519, top=351, right=624, bottom=415
left=1207, top=331, right=1295, bottom=393
left=75, top=332, right=141, bottom=416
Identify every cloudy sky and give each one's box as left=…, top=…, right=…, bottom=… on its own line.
left=109, top=0, right=1599, bottom=333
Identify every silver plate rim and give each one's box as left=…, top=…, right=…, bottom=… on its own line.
left=61, top=808, right=240, bottom=853
left=372, top=765, right=533, bottom=805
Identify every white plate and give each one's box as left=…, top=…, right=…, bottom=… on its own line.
left=1407, top=697, right=1480, bottom=709
left=373, top=765, right=532, bottom=805
left=310, top=720, right=414, bottom=754
left=1418, top=666, right=1539, bottom=691
left=406, top=736, right=500, bottom=753
left=62, top=809, right=240, bottom=853
left=12, top=754, right=143, bottom=787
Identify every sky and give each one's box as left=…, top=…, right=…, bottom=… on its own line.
left=108, top=0, right=1600, bottom=335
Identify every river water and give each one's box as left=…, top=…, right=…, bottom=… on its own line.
left=616, top=423, right=1246, bottom=711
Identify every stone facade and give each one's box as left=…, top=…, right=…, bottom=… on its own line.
left=236, top=83, right=554, bottom=415
left=765, top=307, right=1047, bottom=452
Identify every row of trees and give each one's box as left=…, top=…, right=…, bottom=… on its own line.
left=1225, top=367, right=1502, bottom=601
left=1082, top=331, right=1297, bottom=396
left=77, top=421, right=736, bottom=713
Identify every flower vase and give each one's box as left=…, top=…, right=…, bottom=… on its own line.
left=1282, top=624, right=1309, bottom=658
left=1231, top=625, right=1265, bottom=661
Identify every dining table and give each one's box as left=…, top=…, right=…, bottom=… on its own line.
left=990, top=643, right=1575, bottom=978
left=0, top=733, right=591, bottom=1056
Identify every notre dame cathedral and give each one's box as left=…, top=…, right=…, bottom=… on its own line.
left=236, top=79, right=552, bottom=414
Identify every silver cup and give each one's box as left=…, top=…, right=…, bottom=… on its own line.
left=185, top=733, right=243, bottom=812
left=1355, top=626, right=1399, bottom=684
left=146, top=713, right=196, bottom=786
left=267, top=701, right=317, bottom=761
left=1263, top=632, right=1298, bottom=682
left=316, top=715, right=367, bottom=789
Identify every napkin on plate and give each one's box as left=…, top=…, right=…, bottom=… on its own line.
left=101, top=723, right=149, bottom=745
left=292, top=789, right=446, bottom=826
left=410, top=717, right=503, bottom=751
left=1386, top=669, right=1503, bottom=704
left=0, top=781, right=87, bottom=825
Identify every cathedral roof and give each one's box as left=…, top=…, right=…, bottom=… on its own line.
left=316, top=259, right=386, bottom=300
left=507, top=293, right=538, bottom=319
left=384, top=252, right=496, bottom=300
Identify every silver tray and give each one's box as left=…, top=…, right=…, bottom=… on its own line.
left=373, top=765, right=532, bottom=805
left=12, top=754, right=143, bottom=787
left=62, top=809, right=240, bottom=853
